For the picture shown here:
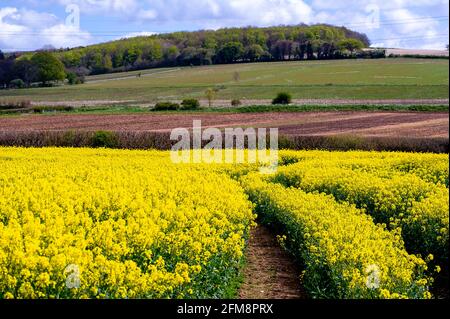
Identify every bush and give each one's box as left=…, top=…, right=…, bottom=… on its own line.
left=181, top=99, right=200, bottom=110
left=10, top=79, right=26, bottom=89
left=32, top=106, right=74, bottom=113
left=153, top=102, right=180, bottom=111
left=66, top=72, right=77, bottom=85
left=91, top=131, right=118, bottom=148
left=231, top=99, right=242, bottom=106
left=31, top=51, right=66, bottom=85
left=272, top=92, right=292, bottom=105
left=356, top=49, right=386, bottom=59
left=66, top=72, right=84, bottom=85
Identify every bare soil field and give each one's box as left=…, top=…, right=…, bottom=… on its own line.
left=385, top=49, right=449, bottom=57
left=0, top=111, right=448, bottom=138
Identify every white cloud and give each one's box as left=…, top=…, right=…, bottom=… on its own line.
left=384, top=9, right=439, bottom=33
left=0, top=7, right=29, bottom=51
left=55, top=0, right=138, bottom=14
left=121, top=31, right=157, bottom=39
left=373, top=8, right=447, bottom=49
left=311, top=0, right=448, bottom=10
left=55, top=0, right=313, bottom=26
left=9, top=8, right=59, bottom=28
left=0, top=7, right=92, bottom=51
left=228, top=0, right=313, bottom=25
left=39, top=23, right=92, bottom=49
left=309, top=0, right=449, bottom=49
left=137, top=10, right=158, bottom=21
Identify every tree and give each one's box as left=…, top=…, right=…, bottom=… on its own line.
left=53, top=25, right=372, bottom=76
left=306, top=41, right=314, bottom=60
left=178, top=47, right=213, bottom=66
left=271, top=40, right=295, bottom=60
left=0, top=50, right=5, bottom=61
left=178, top=47, right=197, bottom=66
left=318, top=42, right=337, bottom=60
left=267, top=31, right=286, bottom=49
left=123, top=47, right=142, bottom=66
left=82, top=50, right=103, bottom=71
left=244, top=44, right=265, bottom=62
left=244, top=29, right=267, bottom=47
left=342, top=29, right=370, bottom=47
left=205, top=88, right=217, bottom=107
left=147, top=41, right=163, bottom=61
left=337, top=39, right=365, bottom=54
left=232, top=71, right=240, bottom=82
left=60, top=51, right=82, bottom=68
left=31, top=52, right=66, bottom=85
left=202, top=36, right=217, bottom=50
left=112, top=51, right=124, bottom=68
left=296, top=42, right=307, bottom=60
left=12, top=59, right=39, bottom=86
left=0, top=59, right=14, bottom=88
left=164, top=45, right=180, bottom=65
left=103, top=54, right=113, bottom=70
left=216, top=42, right=243, bottom=63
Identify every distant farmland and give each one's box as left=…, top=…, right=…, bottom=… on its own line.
left=0, top=58, right=448, bottom=104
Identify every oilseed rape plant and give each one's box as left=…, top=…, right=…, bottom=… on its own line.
left=0, top=148, right=448, bottom=299
left=271, top=158, right=449, bottom=267
left=241, top=174, right=431, bottom=299
left=0, top=148, right=255, bottom=299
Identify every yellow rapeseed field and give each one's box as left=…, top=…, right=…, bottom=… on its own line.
left=0, top=148, right=448, bottom=299
left=272, top=151, right=449, bottom=266
left=0, top=148, right=255, bottom=299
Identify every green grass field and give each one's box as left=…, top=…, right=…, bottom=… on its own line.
left=0, top=58, right=448, bottom=102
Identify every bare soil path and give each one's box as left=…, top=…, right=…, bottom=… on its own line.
left=239, top=226, right=306, bottom=299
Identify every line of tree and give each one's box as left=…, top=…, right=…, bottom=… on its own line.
left=1, top=24, right=381, bottom=89
left=0, top=51, right=66, bottom=88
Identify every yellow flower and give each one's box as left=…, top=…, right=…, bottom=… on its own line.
left=0, top=147, right=255, bottom=299
left=0, top=147, right=446, bottom=300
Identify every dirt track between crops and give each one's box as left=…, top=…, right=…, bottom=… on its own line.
left=0, top=111, right=448, bottom=138
left=239, top=226, right=306, bottom=299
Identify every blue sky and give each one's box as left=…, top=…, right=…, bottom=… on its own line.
left=0, top=0, right=449, bottom=52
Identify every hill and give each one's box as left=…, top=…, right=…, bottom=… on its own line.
left=51, top=24, right=371, bottom=77
left=0, top=59, right=448, bottom=103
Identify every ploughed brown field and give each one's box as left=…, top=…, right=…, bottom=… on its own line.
left=0, top=111, right=448, bottom=138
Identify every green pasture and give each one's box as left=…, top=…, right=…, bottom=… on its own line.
left=0, top=58, right=448, bottom=102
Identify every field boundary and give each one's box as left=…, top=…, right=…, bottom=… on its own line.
left=0, top=131, right=447, bottom=153
left=25, top=99, right=450, bottom=108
